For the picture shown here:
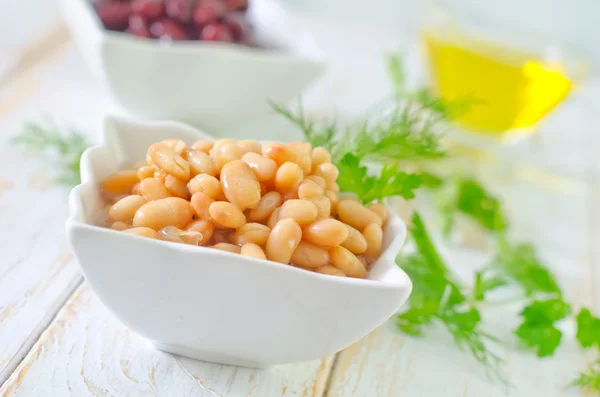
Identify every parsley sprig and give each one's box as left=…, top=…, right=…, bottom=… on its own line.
left=397, top=212, right=506, bottom=383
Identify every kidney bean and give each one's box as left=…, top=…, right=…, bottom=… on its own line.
left=127, top=14, right=151, bottom=38
left=132, top=0, right=165, bottom=19
left=165, top=0, right=194, bottom=22
left=193, top=0, right=226, bottom=25
left=150, top=18, right=189, bottom=40
left=200, top=23, right=233, bottom=42
left=95, top=1, right=132, bottom=30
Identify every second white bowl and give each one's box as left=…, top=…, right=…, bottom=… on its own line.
left=59, top=0, right=325, bottom=136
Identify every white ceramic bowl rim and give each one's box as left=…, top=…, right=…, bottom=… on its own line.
left=67, top=115, right=410, bottom=290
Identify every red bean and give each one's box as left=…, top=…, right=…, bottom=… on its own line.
left=127, top=15, right=151, bottom=38
left=193, top=0, right=226, bottom=25
left=225, top=0, right=248, bottom=10
left=95, top=1, right=132, bottom=31
left=150, top=18, right=189, bottom=40
left=165, top=0, right=194, bottom=22
left=200, top=23, right=233, bottom=42
left=132, top=0, right=165, bottom=19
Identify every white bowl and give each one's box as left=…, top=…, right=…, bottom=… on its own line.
left=58, top=0, right=325, bottom=137
left=66, top=115, right=412, bottom=368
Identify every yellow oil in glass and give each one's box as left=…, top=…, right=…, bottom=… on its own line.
left=423, top=28, right=573, bottom=137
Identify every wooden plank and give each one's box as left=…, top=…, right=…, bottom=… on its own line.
left=0, top=284, right=334, bottom=397
left=0, top=29, right=121, bottom=384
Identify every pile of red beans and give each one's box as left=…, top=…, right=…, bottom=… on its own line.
left=100, top=138, right=388, bottom=278
left=93, top=0, right=253, bottom=43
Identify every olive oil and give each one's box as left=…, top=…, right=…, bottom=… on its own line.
left=423, top=28, right=573, bottom=137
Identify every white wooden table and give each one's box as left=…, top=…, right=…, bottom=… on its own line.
left=0, top=3, right=599, bottom=396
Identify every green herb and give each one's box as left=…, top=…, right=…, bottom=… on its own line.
left=336, top=153, right=422, bottom=203
left=433, top=177, right=507, bottom=236
left=12, top=122, right=90, bottom=186
left=397, top=212, right=505, bottom=382
left=269, top=101, right=336, bottom=152
left=490, top=240, right=562, bottom=298
left=570, top=360, right=600, bottom=392
left=576, top=308, right=600, bottom=349
left=514, top=298, right=571, bottom=357
left=271, top=56, right=458, bottom=165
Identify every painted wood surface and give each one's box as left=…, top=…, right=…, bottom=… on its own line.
left=0, top=285, right=334, bottom=397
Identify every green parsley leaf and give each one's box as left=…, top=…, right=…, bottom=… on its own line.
left=473, top=269, right=507, bottom=301
left=570, top=360, right=600, bottom=392
left=12, top=122, right=90, bottom=187
left=456, top=179, right=507, bottom=232
left=492, top=240, right=562, bottom=298
left=576, top=308, right=600, bottom=349
left=397, top=212, right=505, bottom=382
left=335, top=153, right=423, bottom=204
left=434, top=177, right=507, bottom=235
left=514, top=298, right=571, bottom=357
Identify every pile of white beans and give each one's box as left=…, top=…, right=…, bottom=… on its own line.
left=99, top=138, right=388, bottom=278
